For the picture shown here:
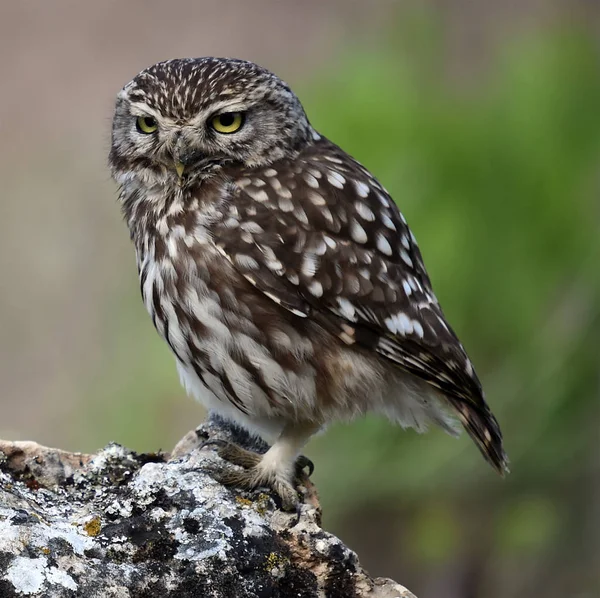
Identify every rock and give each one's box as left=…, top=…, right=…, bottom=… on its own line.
left=0, top=415, right=416, bottom=598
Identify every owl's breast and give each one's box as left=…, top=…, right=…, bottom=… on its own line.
left=136, top=224, right=322, bottom=422
left=137, top=228, right=225, bottom=365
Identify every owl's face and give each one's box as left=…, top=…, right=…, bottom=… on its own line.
left=109, top=57, right=313, bottom=188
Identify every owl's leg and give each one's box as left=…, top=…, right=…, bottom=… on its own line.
left=208, top=422, right=318, bottom=510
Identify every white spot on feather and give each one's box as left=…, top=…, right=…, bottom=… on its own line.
left=320, top=206, right=335, bottom=227
left=312, top=237, right=328, bottom=255
left=167, top=235, right=178, bottom=258
left=304, top=173, right=320, bottom=188
left=308, top=191, right=326, bottom=206
left=337, top=298, right=357, bottom=320
left=354, top=180, right=370, bottom=198
left=324, top=236, right=337, bottom=249
left=355, top=201, right=375, bottom=221
left=327, top=171, right=345, bottom=189
left=269, top=177, right=282, bottom=192
left=437, top=314, right=450, bottom=332
left=381, top=213, right=396, bottom=231
left=308, top=281, right=324, bottom=297
left=278, top=186, right=292, bottom=199
left=465, top=359, right=474, bottom=376
left=156, top=217, right=168, bottom=236
left=412, top=320, right=424, bottom=338
left=278, top=197, right=294, bottom=212
left=394, top=312, right=414, bottom=335
left=294, top=206, right=309, bottom=225
left=376, top=233, right=393, bottom=256
left=301, top=253, right=319, bottom=277
left=264, top=291, right=281, bottom=305
left=241, top=221, right=264, bottom=234
left=247, top=189, right=269, bottom=202
left=375, top=191, right=389, bottom=207
left=350, top=219, right=368, bottom=244
left=400, top=250, right=413, bottom=268
left=234, top=254, right=260, bottom=270
left=224, top=217, right=239, bottom=228
left=266, top=259, right=284, bottom=274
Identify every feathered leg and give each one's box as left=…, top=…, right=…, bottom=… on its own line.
left=204, top=422, right=319, bottom=510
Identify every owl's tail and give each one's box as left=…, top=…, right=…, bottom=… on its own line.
left=449, top=397, right=509, bottom=475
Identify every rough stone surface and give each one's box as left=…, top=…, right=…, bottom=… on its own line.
left=0, top=415, right=415, bottom=598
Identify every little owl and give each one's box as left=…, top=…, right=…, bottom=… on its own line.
left=109, top=57, right=508, bottom=510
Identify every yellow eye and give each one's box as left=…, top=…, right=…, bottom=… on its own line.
left=211, top=112, right=244, bottom=134
left=136, top=116, right=158, bottom=134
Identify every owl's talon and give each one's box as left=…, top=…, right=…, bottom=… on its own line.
left=290, top=501, right=303, bottom=527
left=271, top=477, right=301, bottom=512
left=200, top=439, right=262, bottom=469
left=295, top=455, right=314, bottom=477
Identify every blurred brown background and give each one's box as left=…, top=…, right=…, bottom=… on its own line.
left=1, top=2, right=599, bottom=597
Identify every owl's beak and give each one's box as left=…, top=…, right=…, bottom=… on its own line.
left=174, top=161, right=185, bottom=178
left=172, top=132, right=204, bottom=180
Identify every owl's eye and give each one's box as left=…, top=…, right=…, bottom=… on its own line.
left=136, top=116, right=158, bottom=134
left=211, top=112, right=244, bottom=134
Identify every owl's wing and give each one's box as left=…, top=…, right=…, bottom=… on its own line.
left=213, top=140, right=507, bottom=471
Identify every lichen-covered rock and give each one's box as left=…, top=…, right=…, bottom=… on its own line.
left=0, top=416, right=415, bottom=598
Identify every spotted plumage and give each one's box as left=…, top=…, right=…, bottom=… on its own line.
left=109, top=57, right=508, bottom=509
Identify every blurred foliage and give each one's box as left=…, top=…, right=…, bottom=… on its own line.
left=87, top=18, right=599, bottom=598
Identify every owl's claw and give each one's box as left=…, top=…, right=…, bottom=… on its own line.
left=295, top=454, right=314, bottom=477
left=201, top=439, right=313, bottom=511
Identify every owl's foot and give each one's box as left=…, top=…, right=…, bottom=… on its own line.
left=202, top=439, right=314, bottom=511
left=212, top=466, right=300, bottom=511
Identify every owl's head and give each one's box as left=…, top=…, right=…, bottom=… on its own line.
left=109, top=57, right=314, bottom=187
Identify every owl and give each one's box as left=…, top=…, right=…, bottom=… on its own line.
left=109, top=57, right=508, bottom=510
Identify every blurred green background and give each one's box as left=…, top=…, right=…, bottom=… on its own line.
left=0, top=2, right=598, bottom=597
